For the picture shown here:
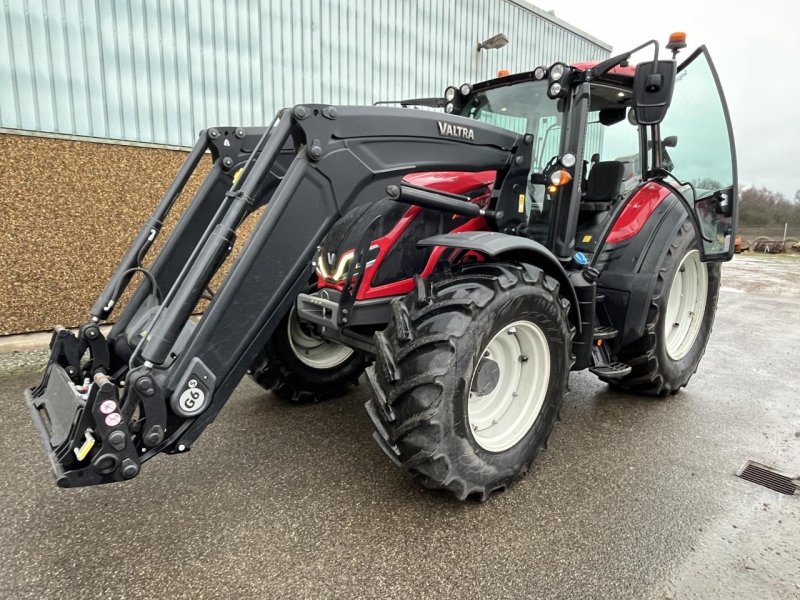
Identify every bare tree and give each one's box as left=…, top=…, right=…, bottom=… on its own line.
left=739, top=186, right=800, bottom=227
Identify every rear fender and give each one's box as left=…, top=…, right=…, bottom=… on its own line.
left=595, top=192, right=688, bottom=344
left=417, top=231, right=581, bottom=332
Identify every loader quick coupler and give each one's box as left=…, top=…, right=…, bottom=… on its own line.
left=38, top=322, right=111, bottom=387
left=79, top=321, right=111, bottom=376
left=125, top=369, right=167, bottom=448
left=28, top=371, right=140, bottom=488
left=44, top=325, right=82, bottom=382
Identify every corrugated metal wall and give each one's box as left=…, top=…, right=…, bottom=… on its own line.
left=0, top=0, right=609, bottom=147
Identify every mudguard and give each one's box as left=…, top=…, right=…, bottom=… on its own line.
left=594, top=192, right=688, bottom=345
left=417, top=231, right=581, bottom=331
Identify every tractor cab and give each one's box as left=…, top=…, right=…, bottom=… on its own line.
left=448, top=66, right=640, bottom=250
left=447, top=35, right=737, bottom=264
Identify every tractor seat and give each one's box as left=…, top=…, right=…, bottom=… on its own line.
left=581, top=160, right=625, bottom=212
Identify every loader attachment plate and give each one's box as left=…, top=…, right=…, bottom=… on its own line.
left=29, top=364, right=84, bottom=449
left=26, top=363, right=140, bottom=488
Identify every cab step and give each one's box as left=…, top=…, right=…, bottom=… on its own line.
left=589, top=362, right=632, bottom=379
left=592, top=325, right=618, bottom=340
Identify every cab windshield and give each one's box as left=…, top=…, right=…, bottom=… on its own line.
left=458, top=80, right=564, bottom=171
left=459, top=80, right=564, bottom=242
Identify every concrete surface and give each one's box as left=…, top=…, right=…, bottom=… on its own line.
left=0, top=255, right=798, bottom=600
left=0, top=326, right=112, bottom=355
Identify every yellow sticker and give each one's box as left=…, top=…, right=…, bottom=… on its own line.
left=517, top=194, right=526, bottom=213
left=582, top=235, right=592, bottom=243
left=233, top=167, right=244, bottom=183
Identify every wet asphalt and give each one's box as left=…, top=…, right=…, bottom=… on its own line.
left=0, top=255, right=798, bottom=599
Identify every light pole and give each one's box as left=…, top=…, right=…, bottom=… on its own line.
left=475, top=33, right=510, bottom=80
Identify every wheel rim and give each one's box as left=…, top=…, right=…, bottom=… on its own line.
left=286, top=308, right=354, bottom=369
left=664, top=249, right=708, bottom=361
left=468, top=320, right=551, bottom=453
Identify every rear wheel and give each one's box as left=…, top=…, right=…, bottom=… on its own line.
left=250, top=305, right=367, bottom=403
left=607, top=219, right=720, bottom=395
left=366, top=263, right=573, bottom=501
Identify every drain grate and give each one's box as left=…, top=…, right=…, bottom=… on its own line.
left=737, top=460, right=799, bottom=496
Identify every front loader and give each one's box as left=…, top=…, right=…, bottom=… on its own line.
left=26, top=36, right=738, bottom=499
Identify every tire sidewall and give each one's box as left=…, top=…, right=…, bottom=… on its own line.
left=270, top=309, right=365, bottom=385
left=250, top=298, right=367, bottom=401
left=653, top=228, right=721, bottom=386
left=273, top=309, right=356, bottom=375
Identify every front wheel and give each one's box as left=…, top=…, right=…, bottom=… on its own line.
left=607, top=219, right=721, bottom=396
left=249, top=305, right=367, bottom=403
left=366, top=263, right=574, bottom=501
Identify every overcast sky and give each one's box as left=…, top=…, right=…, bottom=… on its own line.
left=534, top=0, right=799, bottom=199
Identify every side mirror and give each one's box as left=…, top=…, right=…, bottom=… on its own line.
left=632, top=60, right=677, bottom=125
left=662, top=135, right=678, bottom=148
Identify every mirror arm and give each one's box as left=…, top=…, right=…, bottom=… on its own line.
left=587, top=39, right=660, bottom=81
left=651, top=124, right=662, bottom=169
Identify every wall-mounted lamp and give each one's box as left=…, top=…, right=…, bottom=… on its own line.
left=477, top=33, right=509, bottom=52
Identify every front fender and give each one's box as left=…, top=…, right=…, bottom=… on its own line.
left=418, top=231, right=581, bottom=332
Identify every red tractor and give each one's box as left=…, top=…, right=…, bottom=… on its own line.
left=27, top=35, right=737, bottom=500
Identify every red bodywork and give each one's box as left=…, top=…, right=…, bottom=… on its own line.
left=316, top=171, right=496, bottom=299
left=606, top=182, right=670, bottom=243
left=571, top=62, right=636, bottom=78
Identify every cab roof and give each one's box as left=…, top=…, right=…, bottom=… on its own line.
left=572, top=61, right=636, bottom=78
left=472, top=60, right=635, bottom=93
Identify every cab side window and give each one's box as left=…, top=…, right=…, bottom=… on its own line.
left=660, top=54, right=734, bottom=197
left=584, top=104, right=641, bottom=198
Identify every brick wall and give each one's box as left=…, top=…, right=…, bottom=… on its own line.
left=0, top=133, right=211, bottom=335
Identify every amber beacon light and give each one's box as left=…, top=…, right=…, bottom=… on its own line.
left=666, top=32, right=687, bottom=56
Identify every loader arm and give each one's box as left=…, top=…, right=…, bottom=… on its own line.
left=27, top=105, right=534, bottom=487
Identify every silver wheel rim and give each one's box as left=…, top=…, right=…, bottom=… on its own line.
left=664, top=249, right=708, bottom=361
left=468, top=320, right=551, bottom=453
left=287, top=308, right=354, bottom=369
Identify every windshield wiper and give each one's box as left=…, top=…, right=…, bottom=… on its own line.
left=373, top=97, right=445, bottom=108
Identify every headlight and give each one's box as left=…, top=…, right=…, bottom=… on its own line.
left=444, top=86, right=457, bottom=102
left=316, top=249, right=355, bottom=283
left=549, top=82, right=562, bottom=97
left=459, top=83, right=472, bottom=96
left=533, top=66, right=546, bottom=80
left=550, top=63, right=566, bottom=81
left=445, top=102, right=455, bottom=113
left=549, top=169, right=573, bottom=187
left=560, top=153, right=577, bottom=168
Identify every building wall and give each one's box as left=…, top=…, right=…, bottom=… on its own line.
left=0, top=133, right=212, bottom=334
left=0, top=0, right=609, bottom=146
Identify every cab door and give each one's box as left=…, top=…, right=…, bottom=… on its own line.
left=659, top=46, right=738, bottom=260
